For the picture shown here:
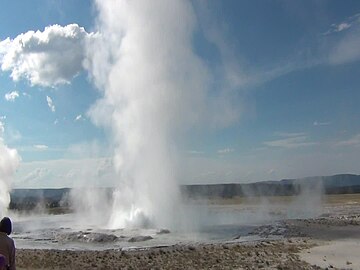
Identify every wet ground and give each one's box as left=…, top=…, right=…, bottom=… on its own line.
left=13, top=193, right=360, bottom=269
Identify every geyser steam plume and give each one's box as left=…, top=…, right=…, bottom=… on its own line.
left=87, top=0, right=209, bottom=229
left=0, top=121, right=20, bottom=216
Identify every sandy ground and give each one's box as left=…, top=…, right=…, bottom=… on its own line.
left=296, top=217, right=360, bottom=269
left=15, top=195, right=360, bottom=270
left=300, top=239, right=360, bottom=269
left=16, top=239, right=319, bottom=270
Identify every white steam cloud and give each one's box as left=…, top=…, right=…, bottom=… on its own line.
left=86, top=0, right=215, bottom=229
left=0, top=120, right=21, bottom=216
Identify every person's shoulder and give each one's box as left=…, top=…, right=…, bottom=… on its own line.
left=5, top=236, right=15, bottom=249
left=1, top=233, right=14, bottom=245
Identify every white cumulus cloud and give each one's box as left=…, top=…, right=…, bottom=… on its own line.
left=33, top=144, right=49, bottom=150
left=313, top=121, right=330, bottom=126
left=336, top=133, right=360, bottom=147
left=4, top=90, right=19, bottom=101
left=264, top=133, right=316, bottom=149
left=187, top=150, right=204, bottom=155
left=74, top=114, right=82, bottom=121
left=217, top=148, right=235, bottom=154
left=0, top=24, right=94, bottom=87
left=323, top=13, right=360, bottom=35
left=326, top=13, right=360, bottom=65
left=0, top=119, right=4, bottom=134
left=336, top=22, right=352, bottom=32
left=46, top=96, right=55, bottom=112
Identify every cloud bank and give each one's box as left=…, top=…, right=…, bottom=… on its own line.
left=15, top=157, right=115, bottom=188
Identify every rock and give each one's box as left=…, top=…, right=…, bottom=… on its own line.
left=156, top=229, right=170, bottom=235
left=56, top=232, right=118, bottom=243
left=128, top=235, right=153, bottom=242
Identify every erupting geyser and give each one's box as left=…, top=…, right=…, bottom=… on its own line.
left=86, top=0, right=209, bottom=229
left=0, top=121, right=21, bottom=216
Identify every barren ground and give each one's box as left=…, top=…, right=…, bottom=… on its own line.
left=16, top=193, right=360, bottom=270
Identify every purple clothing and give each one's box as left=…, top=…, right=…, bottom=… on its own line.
left=0, top=254, right=6, bottom=269
left=0, top=232, right=15, bottom=270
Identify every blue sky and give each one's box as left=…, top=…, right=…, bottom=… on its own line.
left=1, top=0, right=360, bottom=187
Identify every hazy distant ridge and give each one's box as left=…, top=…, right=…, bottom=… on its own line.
left=9, top=174, right=360, bottom=210
left=182, top=174, right=360, bottom=198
